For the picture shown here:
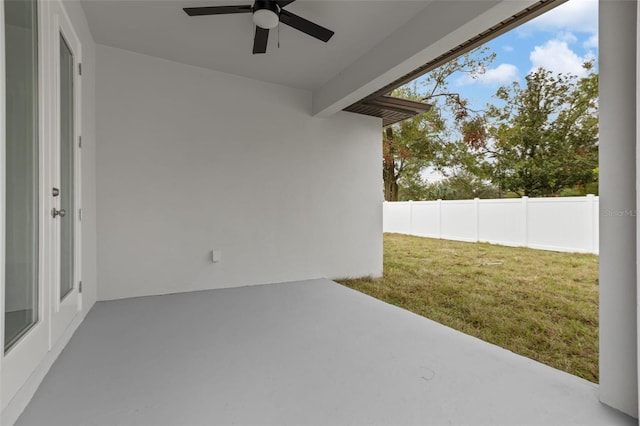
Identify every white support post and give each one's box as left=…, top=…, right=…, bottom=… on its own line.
left=600, top=0, right=638, bottom=417
left=0, top=0, right=5, bottom=413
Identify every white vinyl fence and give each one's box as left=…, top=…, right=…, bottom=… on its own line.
left=383, top=195, right=599, bottom=254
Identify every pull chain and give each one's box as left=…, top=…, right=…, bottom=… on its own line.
left=278, top=24, right=280, bottom=49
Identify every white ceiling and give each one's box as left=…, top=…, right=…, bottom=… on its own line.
left=81, top=0, right=433, bottom=90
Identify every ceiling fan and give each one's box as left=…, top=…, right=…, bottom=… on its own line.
left=183, top=0, right=335, bottom=54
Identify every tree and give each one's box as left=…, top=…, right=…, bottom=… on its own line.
left=422, top=171, right=499, bottom=200
left=397, top=171, right=431, bottom=201
left=383, top=85, right=443, bottom=201
left=481, top=64, right=599, bottom=197
left=383, top=47, right=496, bottom=201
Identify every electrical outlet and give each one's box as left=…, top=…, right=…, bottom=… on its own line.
left=211, top=249, right=222, bottom=263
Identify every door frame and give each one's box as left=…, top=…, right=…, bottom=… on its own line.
left=49, top=0, right=82, bottom=347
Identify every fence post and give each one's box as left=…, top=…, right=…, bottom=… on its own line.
left=408, top=200, right=414, bottom=235
left=474, top=198, right=480, bottom=242
left=522, top=196, right=529, bottom=248
left=585, top=194, right=595, bottom=254
left=382, top=201, right=385, bottom=233
left=437, top=199, right=442, bottom=239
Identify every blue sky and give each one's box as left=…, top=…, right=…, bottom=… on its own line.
left=418, top=0, right=598, bottom=182
left=445, top=0, right=598, bottom=111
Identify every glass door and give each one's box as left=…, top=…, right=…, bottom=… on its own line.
left=4, top=0, right=40, bottom=352
left=2, top=0, right=49, bottom=410
left=50, top=3, right=81, bottom=345
left=59, top=34, right=74, bottom=301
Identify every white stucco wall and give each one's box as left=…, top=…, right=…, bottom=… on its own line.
left=95, top=45, right=383, bottom=301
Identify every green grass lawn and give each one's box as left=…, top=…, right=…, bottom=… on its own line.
left=337, top=233, right=599, bottom=383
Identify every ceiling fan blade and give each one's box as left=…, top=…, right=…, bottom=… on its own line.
left=276, top=0, right=296, bottom=7
left=183, top=5, right=252, bottom=16
left=279, top=9, right=334, bottom=43
left=253, top=26, right=269, bottom=54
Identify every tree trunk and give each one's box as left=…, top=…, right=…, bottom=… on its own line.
left=384, top=179, right=399, bottom=201
left=383, top=127, right=399, bottom=201
left=384, top=163, right=399, bottom=201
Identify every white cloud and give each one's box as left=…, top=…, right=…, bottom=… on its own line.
left=517, top=0, right=598, bottom=36
left=583, top=33, right=598, bottom=49
left=481, top=64, right=520, bottom=85
left=529, top=39, right=592, bottom=77
left=456, top=64, right=519, bottom=87
left=502, top=45, right=514, bottom=52
left=557, top=31, right=578, bottom=44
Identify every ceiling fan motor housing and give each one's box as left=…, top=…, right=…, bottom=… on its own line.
left=253, top=1, right=280, bottom=29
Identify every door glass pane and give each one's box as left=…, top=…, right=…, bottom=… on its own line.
left=4, top=0, right=39, bottom=351
left=59, top=35, right=74, bottom=300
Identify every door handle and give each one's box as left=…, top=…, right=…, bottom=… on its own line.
left=52, top=208, right=66, bottom=218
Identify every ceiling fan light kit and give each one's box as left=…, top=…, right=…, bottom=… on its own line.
left=253, top=2, right=280, bottom=29
left=183, top=0, right=334, bottom=54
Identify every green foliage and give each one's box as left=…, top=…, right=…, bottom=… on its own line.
left=423, top=172, right=500, bottom=200
left=397, top=171, right=431, bottom=201
left=559, top=187, right=587, bottom=197
left=383, top=85, right=444, bottom=201
left=484, top=64, right=599, bottom=197
left=383, top=51, right=599, bottom=200
left=383, top=47, right=496, bottom=201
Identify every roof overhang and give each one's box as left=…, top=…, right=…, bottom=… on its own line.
left=344, top=95, right=432, bottom=127
left=325, top=0, right=566, bottom=125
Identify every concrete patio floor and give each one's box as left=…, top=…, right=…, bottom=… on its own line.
left=17, top=279, right=636, bottom=425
